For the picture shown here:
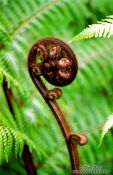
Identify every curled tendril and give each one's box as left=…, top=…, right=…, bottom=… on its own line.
left=68, top=133, right=88, bottom=145
left=28, top=37, right=88, bottom=175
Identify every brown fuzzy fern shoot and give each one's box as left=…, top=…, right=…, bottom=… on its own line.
left=28, top=37, right=88, bottom=175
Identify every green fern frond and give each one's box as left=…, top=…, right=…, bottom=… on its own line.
left=12, top=102, right=24, bottom=130
left=0, top=130, right=4, bottom=164
left=0, top=67, right=22, bottom=89
left=3, top=127, right=13, bottom=162
left=0, top=125, right=39, bottom=164
left=0, top=112, right=17, bottom=129
left=99, top=114, right=113, bottom=147
left=10, top=129, right=24, bottom=158
left=0, top=24, right=10, bottom=43
left=69, top=15, right=113, bottom=42
left=1, top=126, right=11, bottom=162
left=22, top=134, right=40, bottom=157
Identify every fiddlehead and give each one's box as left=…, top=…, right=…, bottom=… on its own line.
left=28, top=37, right=78, bottom=86
left=28, top=37, right=88, bottom=175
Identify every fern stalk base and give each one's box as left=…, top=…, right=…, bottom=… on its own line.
left=3, top=79, right=37, bottom=175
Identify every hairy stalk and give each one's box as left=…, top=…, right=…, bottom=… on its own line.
left=28, top=37, right=88, bottom=175
left=3, top=79, right=37, bottom=175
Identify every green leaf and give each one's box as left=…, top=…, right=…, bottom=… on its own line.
left=0, top=125, right=39, bottom=163
left=69, top=15, right=113, bottom=42
left=99, top=114, right=113, bottom=147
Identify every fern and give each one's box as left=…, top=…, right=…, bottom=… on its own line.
left=0, top=125, right=23, bottom=163
left=0, top=68, right=20, bottom=88
left=0, top=111, right=40, bottom=163
left=69, top=15, right=113, bottom=42
left=0, top=124, right=40, bottom=163
left=0, top=112, right=17, bottom=129
left=0, top=24, right=10, bottom=43
left=0, top=0, right=113, bottom=174
left=99, top=114, right=113, bottom=147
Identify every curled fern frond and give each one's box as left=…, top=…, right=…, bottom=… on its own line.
left=0, top=125, right=39, bottom=164
left=99, top=114, right=113, bottom=147
left=69, top=15, right=113, bottom=42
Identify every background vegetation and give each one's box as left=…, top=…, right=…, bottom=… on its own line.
left=0, top=0, right=113, bottom=174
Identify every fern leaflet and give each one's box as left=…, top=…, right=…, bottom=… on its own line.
left=0, top=125, right=39, bottom=163
left=99, top=114, right=113, bottom=147
left=69, top=15, right=113, bottom=42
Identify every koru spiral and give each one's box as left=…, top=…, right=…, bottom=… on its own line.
left=28, top=37, right=78, bottom=87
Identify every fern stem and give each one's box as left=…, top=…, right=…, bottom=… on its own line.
left=3, top=80, right=15, bottom=117
left=23, top=145, right=37, bottom=175
left=3, top=79, right=37, bottom=175
left=31, top=74, right=81, bottom=174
